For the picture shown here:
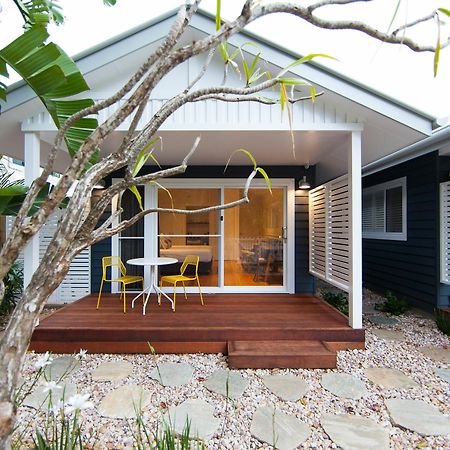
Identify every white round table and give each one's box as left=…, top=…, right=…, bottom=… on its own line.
left=127, top=257, right=177, bottom=315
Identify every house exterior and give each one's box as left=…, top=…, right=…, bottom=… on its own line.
left=361, top=126, right=450, bottom=312
left=0, top=9, right=445, bottom=328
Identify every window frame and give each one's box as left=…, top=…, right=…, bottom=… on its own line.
left=363, top=177, right=407, bottom=241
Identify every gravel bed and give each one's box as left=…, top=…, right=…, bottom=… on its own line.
left=13, top=293, right=450, bottom=449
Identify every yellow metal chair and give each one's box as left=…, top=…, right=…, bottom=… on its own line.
left=97, top=256, right=144, bottom=313
left=159, top=255, right=204, bottom=312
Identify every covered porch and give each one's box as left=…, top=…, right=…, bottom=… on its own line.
left=30, top=293, right=364, bottom=368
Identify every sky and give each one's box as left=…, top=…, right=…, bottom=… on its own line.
left=1, top=0, right=449, bottom=120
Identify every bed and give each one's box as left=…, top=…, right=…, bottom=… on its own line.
left=159, top=245, right=213, bottom=275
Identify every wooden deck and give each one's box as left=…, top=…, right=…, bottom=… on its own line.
left=30, top=293, right=365, bottom=368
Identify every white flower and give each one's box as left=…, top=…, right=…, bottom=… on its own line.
left=42, top=381, right=62, bottom=393
left=76, top=349, right=87, bottom=360
left=65, top=394, right=93, bottom=414
left=34, top=352, right=53, bottom=370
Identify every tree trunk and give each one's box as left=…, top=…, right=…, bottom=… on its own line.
left=0, top=256, right=71, bottom=448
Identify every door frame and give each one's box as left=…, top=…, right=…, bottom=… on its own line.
left=112, top=178, right=295, bottom=293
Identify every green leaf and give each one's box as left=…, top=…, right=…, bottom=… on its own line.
left=0, top=185, right=28, bottom=196
left=128, top=185, right=143, bottom=211
left=13, top=43, right=61, bottom=77
left=278, top=53, right=336, bottom=78
left=256, top=167, right=272, bottom=193
left=434, top=19, right=441, bottom=77
left=0, top=57, right=9, bottom=77
left=0, top=26, right=49, bottom=64
left=438, top=8, right=450, bottom=17
left=216, top=0, right=222, bottom=31
left=225, top=148, right=257, bottom=172
left=0, top=25, right=98, bottom=171
left=132, top=137, right=161, bottom=176
left=277, top=77, right=309, bottom=86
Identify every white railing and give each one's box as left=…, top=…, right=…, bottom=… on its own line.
left=309, top=175, right=350, bottom=291
left=441, top=181, right=450, bottom=284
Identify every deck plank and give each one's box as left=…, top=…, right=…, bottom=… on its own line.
left=31, top=293, right=364, bottom=356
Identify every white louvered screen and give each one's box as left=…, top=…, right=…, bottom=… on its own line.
left=309, top=175, right=350, bottom=291
left=328, top=177, right=349, bottom=290
left=7, top=211, right=91, bottom=303
left=441, top=182, right=450, bottom=284
left=309, top=185, right=327, bottom=280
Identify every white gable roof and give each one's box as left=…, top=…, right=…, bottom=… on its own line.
left=0, top=9, right=436, bottom=182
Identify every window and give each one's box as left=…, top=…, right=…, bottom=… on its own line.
left=363, top=177, right=407, bottom=241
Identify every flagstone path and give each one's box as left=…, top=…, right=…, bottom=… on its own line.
left=203, top=368, right=248, bottom=399
left=262, top=373, right=308, bottom=401
left=250, top=406, right=311, bottom=450
left=321, top=373, right=368, bottom=399
left=321, top=414, right=390, bottom=450
left=92, top=360, right=133, bottom=381
left=16, top=296, right=450, bottom=450
left=365, top=367, right=419, bottom=389
left=149, top=362, right=194, bottom=387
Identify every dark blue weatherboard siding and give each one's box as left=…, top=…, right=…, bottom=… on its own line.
left=93, top=165, right=315, bottom=295
left=363, top=152, right=440, bottom=311
left=295, top=189, right=315, bottom=293
left=91, top=237, right=111, bottom=293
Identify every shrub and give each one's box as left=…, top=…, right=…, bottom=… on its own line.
left=436, top=310, right=450, bottom=337
left=320, top=289, right=348, bottom=316
left=1, top=262, right=23, bottom=314
left=375, top=290, right=409, bottom=316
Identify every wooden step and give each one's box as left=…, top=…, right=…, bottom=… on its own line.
left=227, top=340, right=336, bottom=369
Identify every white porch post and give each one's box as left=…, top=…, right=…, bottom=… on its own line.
left=23, top=132, right=40, bottom=288
left=348, top=131, right=363, bottom=328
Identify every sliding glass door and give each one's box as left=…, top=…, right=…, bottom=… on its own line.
left=223, top=188, right=284, bottom=287
left=112, top=178, right=293, bottom=293
left=157, top=188, right=221, bottom=287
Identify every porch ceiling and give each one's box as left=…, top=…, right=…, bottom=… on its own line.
left=35, top=128, right=424, bottom=183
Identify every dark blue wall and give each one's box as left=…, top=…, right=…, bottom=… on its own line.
left=363, top=152, right=440, bottom=311
left=91, top=165, right=315, bottom=294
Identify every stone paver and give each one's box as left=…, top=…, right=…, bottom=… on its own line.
left=23, top=383, right=77, bottom=410
left=262, top=374, right=308, bottom=401
left=371, top=329, right=405, bottom=342
left=321, top=414, right=390, bottom=450
left=45, top=356, right=81, bottom=380
left=149, top=362, right=194, bottom=387
left=418, top=347, right=450, bottom=364
left=164, top=399, right=220, bottom=441
left=321, top=373, right=368, bottom=399
left=92, top=361, right=133, bottom=381
left=368, top=316, right=399, bottom=326
left=250, top=405, right=311, bottom=450
left=99, top=385, right=152, bottom=419
left=365, top=368, right=419, bottom=389
left=204, top=369, right=248, bottom=399
left=435, top=368, right=450, bottom=383
left=385, top=399, right=450, bottom=436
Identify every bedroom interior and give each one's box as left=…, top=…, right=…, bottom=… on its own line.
left=158, top=187, right=284, bottom=287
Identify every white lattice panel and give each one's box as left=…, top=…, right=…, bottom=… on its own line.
left=309, top=185, right=327, bottom=280
left=441, top=182, right=450, bottom=284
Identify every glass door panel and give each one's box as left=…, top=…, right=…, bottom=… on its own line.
left=158, top=188, right=221, bottom=287
left=119, top=187, right=144, bottom=279
left=224, top=188, right=284, bottom=286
